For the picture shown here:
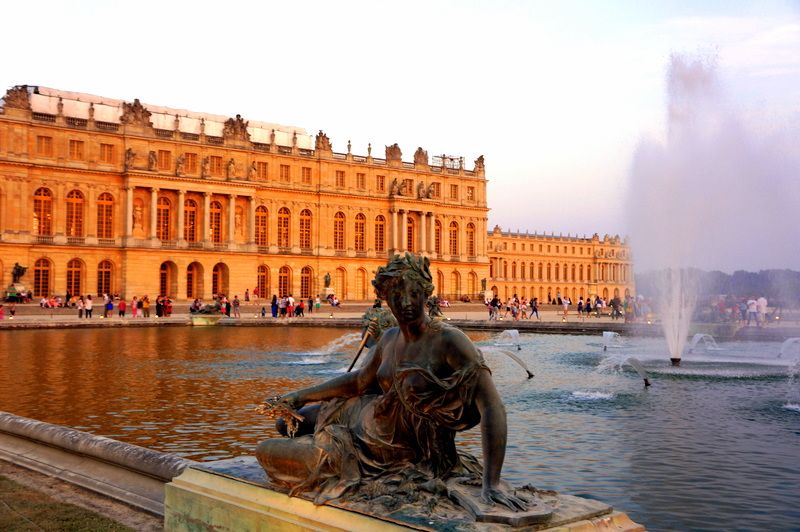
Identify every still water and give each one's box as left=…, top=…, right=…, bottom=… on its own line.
left=1, top=327, right=798, bottom=531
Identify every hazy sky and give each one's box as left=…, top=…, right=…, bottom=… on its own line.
left=3, top=1, right=799, bottom=254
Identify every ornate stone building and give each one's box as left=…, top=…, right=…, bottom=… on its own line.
left=487, top=226, right=634, bottom=304
left=0, top=85, right=493, bottom=301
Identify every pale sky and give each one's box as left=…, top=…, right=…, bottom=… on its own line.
left=3, top=1, right=799, bottom=263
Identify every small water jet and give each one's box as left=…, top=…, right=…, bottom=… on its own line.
left=778, top=338, right=800, bottom=359
left=494, top=329, right=522, bottom=351
left=598, top=352, right=651, bottom=387
left=784, top=358, right=800, bottom=412
left=687, top=333, right=720, bottom=354
left=601, top=331, right=622, bottom=351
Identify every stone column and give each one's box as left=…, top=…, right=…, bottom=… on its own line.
left=227, top=194, right=236, bottom=247
left=177, top=190, right=186, bottom=246
left=419, top=211, right=426, bottom=254
left=248, top=196, right=256, bottom=245
left=400, top=210, right=407, bottom=252
left=125, top=186, right=134, bottom=238
left=203, top=192, right=211, bottom=244
left=149, top=187, right=159, bottom=239
left=390, top=209, right=398, bottom=252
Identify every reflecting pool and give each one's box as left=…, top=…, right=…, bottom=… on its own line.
left=1, top=327, right=798, bottom=531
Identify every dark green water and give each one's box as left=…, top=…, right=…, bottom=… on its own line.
left=1, top=327, right=798, bottom=531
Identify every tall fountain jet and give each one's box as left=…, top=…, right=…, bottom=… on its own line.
left=626, top=53, right=800, bottom=364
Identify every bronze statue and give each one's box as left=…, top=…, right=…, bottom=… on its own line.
left=11, top=263, right=27, bottom=283
left=256, top=253, right=527, bottom=511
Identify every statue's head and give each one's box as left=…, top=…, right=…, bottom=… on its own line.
left=372, top=253, right=434, bottom=300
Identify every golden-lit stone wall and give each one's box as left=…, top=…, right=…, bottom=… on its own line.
left=0, top=85, right=489, bottom=301
left=485, top=226, right=635, bottom=303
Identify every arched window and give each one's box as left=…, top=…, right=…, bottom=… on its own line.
left=159, top=261, right=177, bottom=296
left=334, top=267, right=346, bottom=298
left=66, top=190, right=84, bottom=237
left=255, top=206, right=268, bottom=246
left=437, top=270, right=445, bottom=296
left=571, top=264, right=576, bottom=282
left=97, top=193, right=114, bottom=239
left=257, top=265, right=269, bottom=298
left=334, top=212, right=345, bottom=251
left=547, top=263, right=552, bottom=281
left=66, top=259, right=83, bottom=295
left=33, top=187, right=53, bottom=235
left=279, top=266, right=291, bottom=296
left=355, top=268, right=368, bottom=300
left=503, top=260, right=508, bottom=278
left=530, top=263, right=535, bottom=279
left=520, top=261, right=526, bottom=280
left=374, top=215, right=385, bottom=252
left=466, top=223, right=475, bottom=257
left=406, top=217, right=415, bottom=253
left=434, top=220, right=442, bottom=255
left=448, top=221, right=459, bottom=256
left=277, top=207, right=290, bottom=248
left=299, top=209, right=312, bottom=249
left=579, top=264, right=584, bottom=282
left=511, top=262, right=517, bottom=279
left=300, top=266, right=312, bottom=299
left=355, top=213, right=366, bottom=252
left=33, top=258, right=52, bottom=297
left=587, top=265, right=592, bottom=281
left=187, top=262, right=203, bottom=299
left=538, top=263, right=543, bottom=280
left=156, top=197, right=171, bottom=240
left=184, top=199, right=198, bottom=242
left=468, top=272, right=477, bottom=296
left=555, top=263, right=560, bottom=282
left=210, top=201, right=222, bottom=243
left=212, top=263, right=228, bottom=296
left=97, top=260, right=112, bottom=295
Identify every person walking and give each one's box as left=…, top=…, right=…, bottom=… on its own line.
left=529, top=298, right=540, bottom=320
left=271, top=295, right=279, bottom=318
left=84, top=295, right=93, bottom=318
left=233, top=295, right=241, bottom=318
left=77, top=297, right=85, bottom=319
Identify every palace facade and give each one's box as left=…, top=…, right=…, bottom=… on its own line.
left=0, top=85, right=633, bottom=302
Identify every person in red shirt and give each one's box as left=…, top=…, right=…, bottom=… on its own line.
left=118, top=298, right=127, bottom=317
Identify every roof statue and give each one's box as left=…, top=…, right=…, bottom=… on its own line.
left=1, top=85, right=31, bottom=110
left=474, top=155, right=485, bottom=172
left=315, top=130, right=332, bottom=151
left=120, top=99, right=152, bottom=127
left=385, top=143, right=402, bottom=162
left=414, top=147, right=428, bottom=165
left=223, top=114, right=250, bottom=141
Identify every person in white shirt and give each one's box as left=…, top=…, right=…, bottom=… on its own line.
left=756, top=296, right=768, bottom=326
left=746, top=298, right=758, bottom=326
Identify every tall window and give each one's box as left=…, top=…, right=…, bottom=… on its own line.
left=280, top=165, right=290, bottom=182
left=277, top=207, right=290, bottom=247
left=300, top=267, right=312, bottom=299
left=68, top=139, right=85, bottom=160
left=36, top=136, right=53, bottom=156
left=33, top=187, right=53, bottom=235
left=156, top=197, right=171, bottom=240
left=301, top=166, right=312, bottom=184
left=66, top=259, right=83, bottom=295
left=335, top=171, right=345, bottom=188
left=356, top=173, right=366, bottom=189
left=97, top=260, right=112, bottom=295
left=334, top=212, right=345, bottom=250
left=210, top=201, right=222, bottom=243
left=450, top=271, right=461, bottom=296
left=555, top=264, right=560, bottom=282
left=376, top=175, right=385, bottom=192
left=430, top=182, right=441, bottom=198
left=512, top=262, right=517, bottom=279
left=449, top=221, right=459, bottom=256
left=449, top=184, right=459, bottom=199
left=334, top=268, right=346, bottom=298
left=434, top=220, right=442, bottom=254
left=356, top=269, right=367, bottom=300
left=257, top=162, right=268, bottom=180
left=279, top=266, right=290, bottom=296
left=99, top=143, right=115, bottom=163
left=255, top=206, right=268, bottom=246
left=184, top=199, right=197, bottom=242
left=299, top=209, right=312, bottom=249
left=65, top=190, right=84, bottom=237
left=209, top=156, right=223, bottom=176
left=158, top=150, right=171, bottom=170
left=406, top=218, right=415, bottom=253
left=185, top=153, right=198, bottom=173
left=402, top=179, right=413, bottom=195
left=96, top=193, right=114, bottom=239
left=354, top=213, right=366, bottom=252
left=186, top=263, right=197, bottom=299
left=374, top=215, right=385, bottom=252
left=257, top=265, right=269, bottom=297
left=33, top=258, right=51, bottom=297
left=466, top=186, right=475, bottom=201
left=466, top=223, right=475, bottom=256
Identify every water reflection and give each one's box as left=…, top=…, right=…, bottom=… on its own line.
left=1, top=327, right=799, bottom=530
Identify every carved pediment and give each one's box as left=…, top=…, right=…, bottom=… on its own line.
left=120, top=99, right=152, bottom=127
left=223, top=114, right=250, bottom=141
left=2, top=85, right=32, bottom=110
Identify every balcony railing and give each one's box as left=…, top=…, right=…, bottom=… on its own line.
left=188, top=241, right=204, bottom=249
left=35, top=235, right=54, bottom=244
left=66, top=117, right=87, bottom=129
left=98, top=238, right=115, bottom=246
left=206, top=136, right=223, bottom=145
left=95, top=121, right=119, bottom=132
left=66, top=236, right=85, bottom=245
left=154, top=129, right=174, bottom=139
left=32, top=112, right=56, bottom=122
left=181, top=132, right=200, bottom=141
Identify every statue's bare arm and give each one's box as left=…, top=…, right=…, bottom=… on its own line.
left=278, top=331, right=387, bottom=408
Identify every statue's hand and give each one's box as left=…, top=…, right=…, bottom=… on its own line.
left=279, top=391, right=305, bottom=409
left=366, top=320, right=380, bottom=340
left=480, top=486, right=529, bottom=512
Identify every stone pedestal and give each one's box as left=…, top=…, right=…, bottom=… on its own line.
left=164, top=457, right=645, bottom=532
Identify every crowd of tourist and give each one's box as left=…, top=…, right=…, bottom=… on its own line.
left=484, top=293, right=657, bottom=323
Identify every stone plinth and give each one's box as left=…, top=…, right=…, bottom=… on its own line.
left=164, top=457, right=645, bottom=531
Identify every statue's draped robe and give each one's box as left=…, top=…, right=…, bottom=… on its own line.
left=261, top=352, right=490, bottom=504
